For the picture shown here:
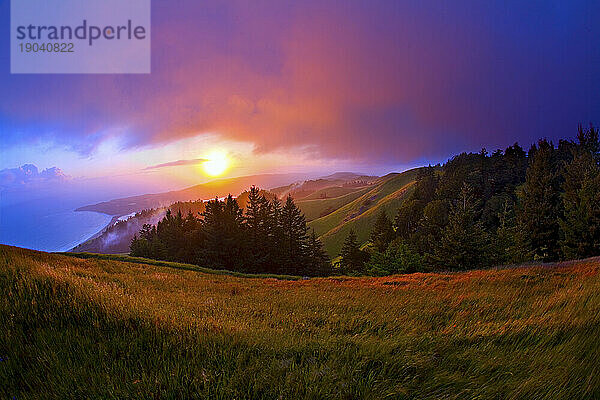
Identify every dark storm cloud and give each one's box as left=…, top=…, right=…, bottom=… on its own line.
left=0, top=0, right=598, bottom=163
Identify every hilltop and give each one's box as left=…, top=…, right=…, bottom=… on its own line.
left=271, top=173, right=378, bottom=200
left=71, top=171, right=395, bottom=255
left=304, top=168, right=423, bottom=256
left=1, top=245, right=599, bottom=398
left=75, top=173, right=306, bottom=216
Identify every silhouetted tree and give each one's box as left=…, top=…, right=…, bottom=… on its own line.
left=199, top=195, right=246, bottom=271
left=245, top=186, right=272, bottom=271
left=280, top=195, right=309, bottom=275
left=265, top=197, right=286, bottom=274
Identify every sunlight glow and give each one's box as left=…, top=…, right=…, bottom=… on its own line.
left=202, top=150, right=230, bottom=177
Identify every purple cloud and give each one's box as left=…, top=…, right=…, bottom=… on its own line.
left=0, top=164, right=70, bottom=189
left=0, top=0, right=598, bottom=164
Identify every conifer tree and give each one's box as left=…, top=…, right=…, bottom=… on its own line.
left=366, top=238, right=423, bottom=275
left=245, top=187, right=270, bottom=270
left=560, top=126, right=600, bottom=258
left=393, top=199, right=424, bottom=239
left=493, top=199, right=525, bottom=264
left=200, top=195, right=246, bottom=271
left=577, top=124, right=600, bottom=163
left=130, top=234, right=150, bottom=257
left=156, top=209, right=186, bottom=261
left=306, top=229, right=331, bottom=276
left=413, top=166, right=438, bottom=203
left=338, top=229, right=368, bottom=274
left=370, top=209, right=395, bottom=252
left=280, top=195, right=309, bottom=274
left=394, top=167, right=437, bottom=240
left=432, top=184, right=490, bottom=270
left=266, top=197, right=286, bottom=274
left=516, top=139, right=562, bottom=261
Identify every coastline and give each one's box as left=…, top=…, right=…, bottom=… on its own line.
left=66, top=213, right=121, bottom=252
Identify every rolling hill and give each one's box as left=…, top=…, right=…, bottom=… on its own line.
left=76, top=173, right=307, bottom=216
left=71, top=169, right=421, bottom=256
left=296, top=186, right=372, bottom=221
left=71, top=171, right=396, bottom=255
left=270, top=173, right=378, bottom=200
left=307, top=168, right=423, bottom=256
left=2, top=245, right=599, bottom=398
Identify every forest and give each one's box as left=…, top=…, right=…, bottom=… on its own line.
left=130, top=189, right=331, bottom=276
left=131, top=125, right=600, bottom=277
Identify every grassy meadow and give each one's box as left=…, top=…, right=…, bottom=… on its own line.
left=1, top=244, right=600, bottom=399
left=297, top=186, right=372, bottom=222
left=308, top=169, right=420, bottom=256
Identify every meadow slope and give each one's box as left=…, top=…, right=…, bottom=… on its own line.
left=1, top=245, right=600, bottom=399
left=308, top=168, right=422, bottom=256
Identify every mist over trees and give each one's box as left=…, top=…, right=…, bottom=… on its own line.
left=131, top=187, right=332, bottom=276
left=133, top=125, right=600, bottom=277
left=336, top=124, right=600, bottom=275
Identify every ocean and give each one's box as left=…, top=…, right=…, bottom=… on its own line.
left=0, top=196, right=113, bottom=252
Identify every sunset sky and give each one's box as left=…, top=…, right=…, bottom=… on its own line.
left=0, top=0, right=599, bottom=194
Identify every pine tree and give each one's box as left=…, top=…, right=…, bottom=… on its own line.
left=130, top=234, right=150, bottom=257
left=181, top=210, right=201, bottom=264
left=413, top=166, right=438, bottom=202
left=280, top=195, right=309, bottom=275
left=413, top=199, right=449, bottom=262
left=577, top=124, right=600, bottom=163
left=130, top=224, right=157, bottom=258
left=493, top=199, right=525, bottom=264
left=338, top=229, right=368, bottom=274
left=370, top=209, right=395, bottom=252
left=560, top=127, right=600, bottom=258
left=200, top=195, right=246, bottom=271
left=305, top=229, right=331, bottom=276
left=366, top=238, right=423, bottom=275
left=516, top=139, right=562, bottom=261
left=394, top=167, right=437, bottom=240
left=245, top=186, right=270, bottom=271
left=432, top=184, right=490, bottom=270
left=156, top=209, right=186, bottom=261
left=265, top=197, right=286, bottom=274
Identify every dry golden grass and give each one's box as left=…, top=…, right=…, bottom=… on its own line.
left=2, top=245, right=600, bottom=399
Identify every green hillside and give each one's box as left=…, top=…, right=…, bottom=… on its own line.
left=301, top=186, right=365, bottom=200
left=308, top=168, right=422, bottom=256
left=297, top=186, right=372, bottom=221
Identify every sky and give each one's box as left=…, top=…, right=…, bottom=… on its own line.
left=0, top=0, right=599, bottom=196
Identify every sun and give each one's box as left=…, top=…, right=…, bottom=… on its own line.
left=202, top=150, right=230, bottom=177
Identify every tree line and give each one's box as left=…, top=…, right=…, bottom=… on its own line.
left=338, top=125, right=600, bottom=275
left=130, top=187, right=331, bottom=276
left=132, top=125, right=599, bottom=276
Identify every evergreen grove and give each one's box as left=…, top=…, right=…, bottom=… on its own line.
left=131, top=187, right=332, bottom=276
left=132, top=125, right=600, bottom=277
left=344, top=124, right=600, bottom=275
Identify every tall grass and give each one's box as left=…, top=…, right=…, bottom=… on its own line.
left=1, top=245, right=599, bottom=399
left=61, top=252, right=302, bottom=280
